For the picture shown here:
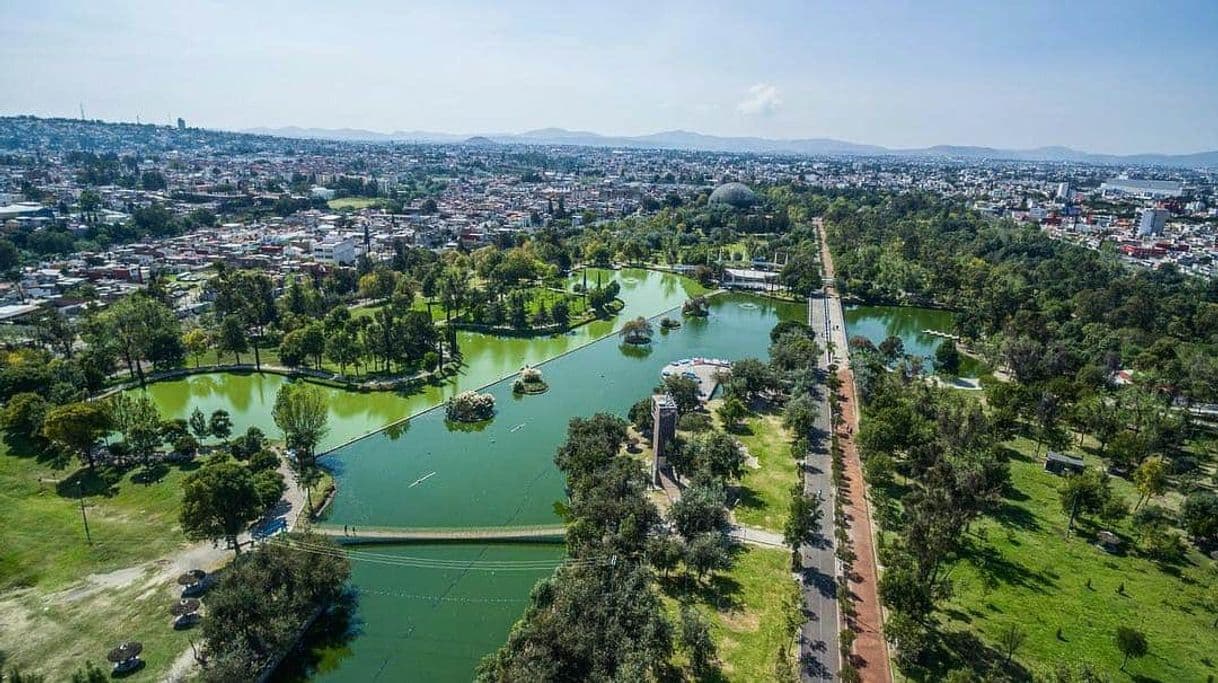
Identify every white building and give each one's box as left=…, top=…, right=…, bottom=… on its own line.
left=312, top=236, right=356, bottom=265
left=310, top=186, right=336, bottom=201
left=1136, top=207, right=1169, bottom=237
left=1100, top=178, right=1183, bottom=199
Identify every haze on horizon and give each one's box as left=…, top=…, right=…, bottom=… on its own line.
left=2, top=0, right=1216, bottom=155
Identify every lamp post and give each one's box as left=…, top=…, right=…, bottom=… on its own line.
left=78, top=480, right=92, bottom=545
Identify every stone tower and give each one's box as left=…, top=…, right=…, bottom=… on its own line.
left=651, top=393, right=678, bottom=485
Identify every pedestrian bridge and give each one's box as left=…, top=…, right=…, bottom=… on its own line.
left=311, top=523, right=567, bottom=545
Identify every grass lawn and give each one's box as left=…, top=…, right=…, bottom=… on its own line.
left=0, top=438, right=199, bottom=680
left=661, top=546, right=800, bottom=681
left=0, top=438, right=192, bottom=591
left=933, top=437, right=1218, bottom=681
left=730, top=409, right=798, bottom=533
left=326, top=197, right=384, bottom=210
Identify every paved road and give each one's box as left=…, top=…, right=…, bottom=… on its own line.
left=800, top=290, right=841, bottom=681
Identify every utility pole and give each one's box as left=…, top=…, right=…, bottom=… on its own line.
left=78, top=481, right=92, bottom=544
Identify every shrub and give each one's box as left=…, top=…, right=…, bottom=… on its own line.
left=678, top=412, right=712, bottom=433
left=446, top=390, right=495, bottom=422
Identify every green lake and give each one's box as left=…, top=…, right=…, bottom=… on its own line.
left=843, top=304, right=984, bottom=376
left=134, top=269, right=705, bottom=450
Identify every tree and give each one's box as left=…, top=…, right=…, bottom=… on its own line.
left=619, top=316, right=653, bottom=344
left=183, top=328, right=210, bottom=367
left=1132, top=455, right=1168, bottom=510
left=662, top=375, right=701, bottom=414
left=180, top=458, right=261, bottom=554
left=1, top=392, right=49, bottom=441
left=679, top=604, right=717, bottom=678
left=934, top=340, right=961, bottom=375
left=325, top=327, right=361, bottom=376
left=685, top=431, right=746, bottom=482
left=1058, top=467, right=1113, bottom=533
left=669, top=481, right=728, bottom=540
left=1180, top=491, right=1218, bottom=543
left=629, top=397, right=655, bottom=435
left=684, top=532, right=732, bottom=581
left=1114, top=626, right=1148, bottom=671
left=716, top=396, right=748, bottom=432
left=41, top=402, right=112, bottom=469
left=272, top=383, right=330, bottom=467
left=209, top=410, right=233, bottom=442
left=784, top=484, right=823, bottom=556
left=217, top=315, right=248, bottom=365
left=107, top=392, right=163, bottom=470
left=997, top=623, right=1027, bottom=665
left=94, top=294, right=182, bottom=385
left=189, top=407, right=210, bottom=441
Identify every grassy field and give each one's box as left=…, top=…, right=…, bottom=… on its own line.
left=326, top=197, right=385, bottom=210
left=0, top=438, right=192, bottom=590
left=661, top=546, right=800, bottom=681
left=931, top=437, right=1218, bottom=681
left=731, top=409, right=798, bottom=533
left=0, top=438, right=200, bottom=680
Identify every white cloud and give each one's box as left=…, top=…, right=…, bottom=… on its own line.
left=737, top=83, right=782, bottom=116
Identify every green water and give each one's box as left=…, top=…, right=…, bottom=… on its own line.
left=134, top=269, right=704, bottom=450
left=843, top=304, right=984, bottom=376
left=302, top=293, right=802, bottom=681
left=277, top=544, right=566, bottom=683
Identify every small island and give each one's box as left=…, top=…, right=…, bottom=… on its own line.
left=512, top=366, right=549, bottom=395
left=619, top=316, right=654, bottom=345
left=659, top=317, right=681, bottom=332
left=445, top=390, right=496, bottom=422
left=682, top=295, right=710, bottom=317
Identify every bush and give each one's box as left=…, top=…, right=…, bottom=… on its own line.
left=446, top=390, right=495, bottom=422
left=678, top=412, right=712, bottom=433
left=249, top=449, right=280, bottom=472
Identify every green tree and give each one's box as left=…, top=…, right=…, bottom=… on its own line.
left=1132, top=455, right=1168, bottom=510
left=209, top=410, right=233, bottom=442
left=41, top=402, right=112, bottom=469
left=1059, top=467, right=1113, bottom=533
left=1180, top=492, right=1218, bottom=543
left=662, top=375, right=701, bottom=414
left=217, top=315, right=248, bottom=364
left=183, top=327, right=210, bottom=367
left=1, top=392, right=50, bottom=442
left=1115, top=626, right=1148, bottom=672
left=934, top=340, right=961, bottom=375
left=272, top=383, right=330, bottom=467
left=716, top=396, right=748, bottom=432
left=179, top=458, right=261, bottom=554
left=679, top=604, right=717, bottom=678
left=189, top=407, right=210, bottom=441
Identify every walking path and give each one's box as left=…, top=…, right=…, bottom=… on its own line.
left=312, top=523, right=567, bottom=543
left=817, top=220, right=893, bottom=683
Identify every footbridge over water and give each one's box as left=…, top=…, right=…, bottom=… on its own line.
left=312, top=523, right=568, bottom=545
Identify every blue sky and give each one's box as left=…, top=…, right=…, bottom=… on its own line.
left=2, top=0, right=1216, bottom=153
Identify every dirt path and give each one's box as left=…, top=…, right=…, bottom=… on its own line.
left=837, top=368, right=892, bottom=683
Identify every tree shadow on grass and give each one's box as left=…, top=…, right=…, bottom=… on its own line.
left=732, top=486, right=765, bottom=516
left=991, top=501, right=1039, bottom=532
left=2, top=431, right=68, bottom=467
left=961, top=541, right=1056, bottom=593
left=54, top=465, right=122, bottom=498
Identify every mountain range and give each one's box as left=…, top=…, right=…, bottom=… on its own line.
left=240, top=126, right=1218, bottom=168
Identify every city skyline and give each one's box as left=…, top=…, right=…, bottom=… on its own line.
left=2, top=0, right=1217, bottom=155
